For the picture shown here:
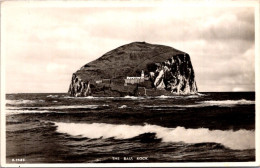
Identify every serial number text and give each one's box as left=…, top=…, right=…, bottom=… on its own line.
left=12, top=158, right=25, bottom=162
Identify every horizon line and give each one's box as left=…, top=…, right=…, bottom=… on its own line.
left=4, top=91, right=256, bottom=94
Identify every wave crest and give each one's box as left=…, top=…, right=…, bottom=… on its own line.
left=6, top=100, right=36, bottom=105
left=47, top=95, right=59, bottom=98
left=54, top=122, right=255, bottom=150
left=118, top=105, right=128, bottom=109
left=202, top=99, right=255, bottom=107
left=7, top=104, right=108, bottom=110
left=6, top=110, right=54, bottom=115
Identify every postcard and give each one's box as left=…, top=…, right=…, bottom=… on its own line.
left=1, top=0, right=259, bottom=167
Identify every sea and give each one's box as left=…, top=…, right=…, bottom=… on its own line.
left=5, top=92, right=255, bottom=163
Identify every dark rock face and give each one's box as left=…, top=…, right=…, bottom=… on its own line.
left=68, top=74, right=91, bottom=97
left=68, top=42, right=198, bottom=97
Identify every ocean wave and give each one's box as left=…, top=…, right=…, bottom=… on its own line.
left=156, top=95, right=176, bottom=99
left=54, top=122, right=255, bottom=150
left=154, top=95, right=190, bottom=99
left=62, top=93, right=204, bottom=100
left=123, top=96, right=145, bottom=100
left=144, top=99, right=255, bottom=109
left=201, top=99, right=255, bottom=107
left=143, top=104, right=205, bottom=108
left=118, top=105, right=128, bottom=109
left=144, top=105, right=183, bottom=109
left=63, top=96, right=116, bottom=99
left=6, top=104, right=109, bottom=110
left=149, top=108, right=184, bottom=111
left=6, top=109, right=55, bottom=115
left=156, top=93, right=204, bottom=99
left=6, top=100, right=37, bottom=105
left=47, top=95, right=59, bottom=98
left=72, top=96, right=96, bottom=99
left=124, top=95, right=198, bottom=99
left=186, top=95, right=200, bottom=98
left=197, top=93, right=206, bottom=96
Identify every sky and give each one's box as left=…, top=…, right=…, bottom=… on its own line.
left=1, top=1, right=256, bottom=93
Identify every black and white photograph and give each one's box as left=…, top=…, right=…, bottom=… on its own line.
left=1, top=0, right=259, bottom=167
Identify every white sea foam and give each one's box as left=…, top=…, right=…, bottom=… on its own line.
left=123, top=96, right=144, bottom=100
left=63, top=94, right=203, bottom=100
left=143, top=104, right=205, bottom=108
left=80, top=96, right=95, bottom=99
left=6, top=104, right=108, bottom=110
left=46, top=104, right=109, bottom=109
left=144, top=99, right=255, bottom=109
left=63, top=96, right=117, bottom=100
left=47, top=95, right=59, bottom=98
left=63, top=96, right=73, bottom=99
left=156, top=94, right=202, bottom=99
left=6, top=100, right=36, bottom=105
left=156, top=95, right=174, bottom=99
left=202, top=99, right=255, bottom=107
left=186, top=95, right=200, bottom=98
left=118, top=105, right=128, bottom=109
left=6, top=109, right=54, bottom=115
left=179, top=99, right=255, bottom=108
left=197, top=93, right=206, bottom=96
left=144, top=105, right=181, bottom=108
left=149, top=108, right=184, bottom=111
left=54, top=122, right=255, bottom=150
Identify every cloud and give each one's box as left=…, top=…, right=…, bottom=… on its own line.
left=3, top=4, right=255, bottom=93
left=200, top=8, right=254, bottom=42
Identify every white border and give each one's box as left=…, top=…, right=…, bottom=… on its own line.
left=255, top=0, right=260, bottom=166
left=1, top=0, right=259, bottom=167
left=1, top=0, right=7, bottom=166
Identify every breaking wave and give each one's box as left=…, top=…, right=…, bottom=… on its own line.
left=62, top=93, right=205, bottom=100
left=42, top=105, right=109, bottom=109
left=6, top=104, right=108, bottom=110
left=156, top=95, right=176, bottom=99
left=47, top=95, right=59, bottom=98
left=6, top=105, right=109, bottom=115
left=201, top=99, right=255, bottom=107
left=6, top=109, right=55, bottom=115
left=144, top=99, right=255, bottom=109
left=118, top=105, right=128, bottom=109
left=6, top=100, right=37, bottom=105
left=54, top=122, right=255, bottom=150
left=123, top=96, right=145, bottom=100
left=156, top=93, right=205, bottom=99
left=63, top=96, right=116, bottom=99
left=197, top=93, right=206, bottom=96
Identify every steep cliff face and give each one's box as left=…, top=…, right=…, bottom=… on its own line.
left=149, top=53, right=197, bottom=94
left=68, top=74, right=91, bottom=97
left=68, top=42, right=198, bottom=97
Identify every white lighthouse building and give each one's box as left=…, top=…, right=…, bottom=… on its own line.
left=125, top=70, right=145, bottom=85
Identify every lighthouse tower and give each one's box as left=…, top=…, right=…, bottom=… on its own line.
left=141, top=70, right=144, bottom=79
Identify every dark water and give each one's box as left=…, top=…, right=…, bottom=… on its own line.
left=5, top=92, right=255, bottom=163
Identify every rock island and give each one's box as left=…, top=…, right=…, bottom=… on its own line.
left=68, top=42, right=198, bottom=97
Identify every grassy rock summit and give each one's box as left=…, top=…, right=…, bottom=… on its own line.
left=68, top=42, right=198, bottom=97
